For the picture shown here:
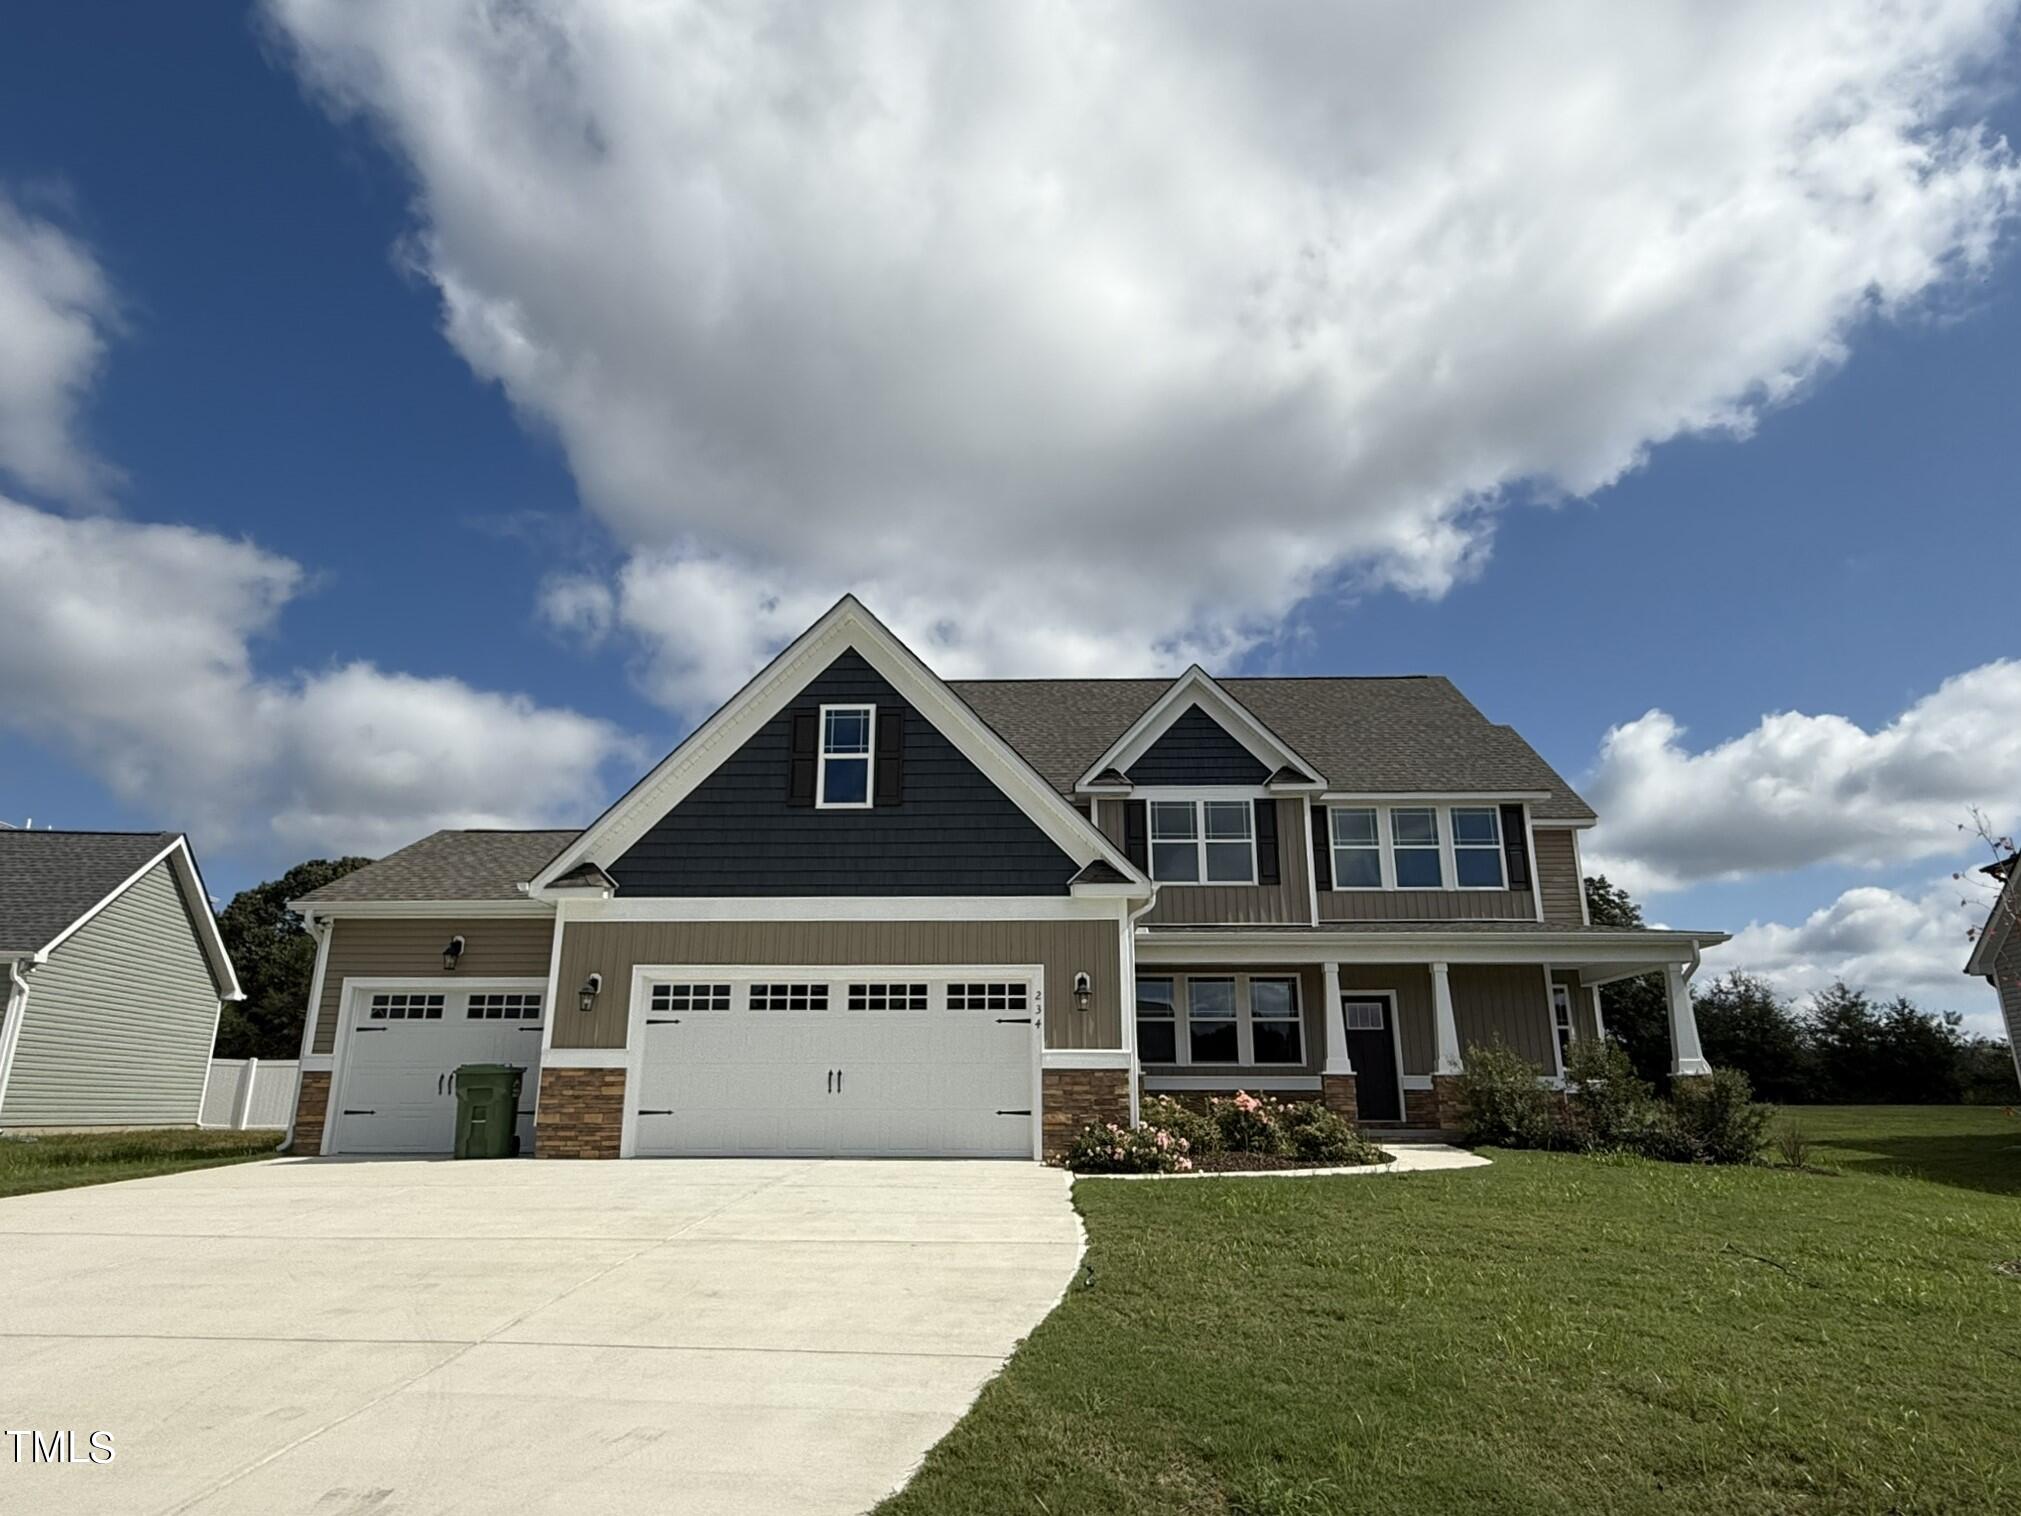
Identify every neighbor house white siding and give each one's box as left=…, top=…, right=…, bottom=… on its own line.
left=0, top=860, right=223, bottom=1127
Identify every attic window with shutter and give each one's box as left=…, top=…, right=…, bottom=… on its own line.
left=816, top=704, right=875, bottom=808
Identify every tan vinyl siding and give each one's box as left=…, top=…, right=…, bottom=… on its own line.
left=1318, top=888, right=1535, bottom=922
left=1554, top=968, right=1601, bottom=1042
left=555, top=917, right=1123, bottom=1050
left=1533, top=827, right=1585, bottom=926
left=310, top=916, right=556, bottom=1056
left=1452, top=963, right=1556, bottom=1070
left=0, top=860, right=220, bottom=1127
left=1340, top=964, right=1435, bottom=1074
left=1132, top=963, right=1327, bottom=1076
left=1998, top=936, right=2021, bottom=1087
left=1099, top=797, right=1312, bottom=925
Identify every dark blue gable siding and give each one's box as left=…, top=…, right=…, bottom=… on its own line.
left=1125, top=705, right=1270, bottom=785
left=609, top=651, right=1077, bottom=896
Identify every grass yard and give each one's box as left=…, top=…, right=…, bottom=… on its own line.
left=883, top=1107, right=2021, bottom=1516
left=0, top=1127, right=282, bottom=1198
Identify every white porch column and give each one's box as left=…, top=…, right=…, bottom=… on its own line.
left=1321, top=961, right=1353, bottom=1074
left=1665, top=965, right=1712, bottom=1076
left=1430, top=960, right=1462, bottom=1075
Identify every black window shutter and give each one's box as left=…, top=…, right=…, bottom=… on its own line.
left=1123, top=800, right=1148, bottom=870
left=874, top=706, right=905, bottom=806
left=1309, top=804, right=1333, bottom=891
left=787, top=710, right=818, bottom=806
left=1254, top=799, right=1280, bottom=886
left=1500, top=803, right=1530, bottom=889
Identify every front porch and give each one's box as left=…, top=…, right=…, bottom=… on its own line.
left=1131, top=927, right=1718, bottom=1135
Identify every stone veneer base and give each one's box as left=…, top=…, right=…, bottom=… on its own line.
left=535, top=1066, right=627, bottom=1159
left=1041, top=1068, right=1131, bottom=1161
left=289, top=1070, right=331, bottom=1155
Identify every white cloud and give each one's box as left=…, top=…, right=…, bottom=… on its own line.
left=1704, top=880, right=2005, bottom=1036
left=268, top=0, right=2021, bottom=707
left=0, top=496, right=638, bottom=858
left=1586, top=662, right=2021, bottom=891
left=0, top=191, right=120, bottom=505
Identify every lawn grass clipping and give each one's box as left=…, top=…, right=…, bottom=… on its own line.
left=883, top=1109, right=2021, bottom=1516
left=0, top=1127, right=281, bottom=1197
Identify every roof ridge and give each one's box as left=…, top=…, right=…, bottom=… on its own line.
left=0, top=828, right=178, bottom=838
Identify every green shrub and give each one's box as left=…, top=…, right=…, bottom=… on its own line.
left=1668, top=1067, right=1772, bottom=1164
left=1454, top=1045, right=1558, bottom=1148
left=1560, top=1038, right=1664, bottom=1152
left=1774, top=1116, right=1812, bottom=1170
left=1062, top=1121, right=1194, bottom=1174
left=1210, top=1091, right=1289, bottom=1154
left=1279, top=1101, right=1388, bottom=1165
left=1138, top=1093, right=1222, bottom=1155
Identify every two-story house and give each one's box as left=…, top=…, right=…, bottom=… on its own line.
left=286, top=596, right=1724, bottom=1160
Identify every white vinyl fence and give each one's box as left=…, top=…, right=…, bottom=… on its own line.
left=201, top=1058, right=299, bottom=1130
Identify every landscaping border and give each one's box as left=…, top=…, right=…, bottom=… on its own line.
left=1076, top=1143, right=1490, bottom=1181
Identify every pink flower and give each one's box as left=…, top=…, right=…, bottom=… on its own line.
left=1234, top=1091, right=1262, bottom=1113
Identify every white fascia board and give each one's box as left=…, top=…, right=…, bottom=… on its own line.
left=1528, top=818, right=1598, bottom=831
left=1135, top=929, right=1729, bottom=967
left=285, top=897, right=557, bottom=920
left=529, top=594, right=1149, bottom=894
left=1074, top=666, right=1324, bottom=791
left=1322, top=791, right=1553, bottom=804
left=558, top=894, right=1123, bottom=922
left=35, top=837, right=244, bottom=1001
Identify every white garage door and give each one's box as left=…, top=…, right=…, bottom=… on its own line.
left=331, top=982, right=547, bottom=1154
left=630, top=971, right=1038, bottom=1158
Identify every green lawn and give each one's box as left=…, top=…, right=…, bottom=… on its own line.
left=883, top=1107, right=2021, bottom=1516
left=0, top=1127, right=282, bottom=1198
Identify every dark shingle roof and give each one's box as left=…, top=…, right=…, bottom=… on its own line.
left=0, top=830, right=180, bottom=954
left=295, top=829, right=580, bottom=904
left=952, top=676, right=1595, bottom=822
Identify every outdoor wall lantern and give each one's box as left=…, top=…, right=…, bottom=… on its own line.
left=441, top=935, right=466, bottom=972
left=1073, top=972, right=1093, bottom=1012
left=578, top=973, right=603, bottom=1014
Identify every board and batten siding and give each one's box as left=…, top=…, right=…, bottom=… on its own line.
left=1317, top=887, right=1535, bottom=922
left=1097, top=797, right=1312, bottom=925
left=1532, top=827, right=1585, bottom=926
left=1553, top=968, right=1602, bottom=1042
left=309, top=916, right=557, bottom=1056
left=1451, top=964, right=1557, bottom=1070
left=554, top=917, right=1123, bottom=1051
left=0, top=859, right=222, bottom=1128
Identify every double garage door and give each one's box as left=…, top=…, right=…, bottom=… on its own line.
left=333, top=983, right=547, bottom=1154
left=630, top=970, right=1039, bottom=1159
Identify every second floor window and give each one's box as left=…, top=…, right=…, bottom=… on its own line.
left=817, top=705, right=874, bottom=808
left=1390, top=807, right=1444, bottom=888
left=1329, top=806, right=1383, bottom=888
left=1452, top=806, right=1506, bottom=888
left=1149, top=799, right=1255, bottom=884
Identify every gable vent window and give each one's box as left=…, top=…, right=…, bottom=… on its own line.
left=817, top=704, right=875, bottom=808
left=947, top=982, right=1029, bottom=1013
left=466, top=993, right=542, bottom=1021
left=1390, top=807, right=1445, bottom=889
left=847, top=981, right=928, bottom=1011
left=750, top=982, right=829, bottom=1012
left=1149, top=799, right=1256, bottom=884
left=368, top=993, right=444, bottom=1021
left=1451, top=807, right=1507, bottom=889
left=651, top=983, right=732, bottom=1013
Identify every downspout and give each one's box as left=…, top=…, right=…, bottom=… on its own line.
left=1123, top=885, right=1161, bottom=1126
left=0, top=958, right=34, bottom=1127
left=279, top=916, right=333, bottom=1154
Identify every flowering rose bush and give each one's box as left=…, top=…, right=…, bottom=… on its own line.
left=1138, top=1093, right=1222, bottom=1156
left=1210, top=1090, right=1289, bottom=1154
left=1062, top=1121, right=1194, bottom=1174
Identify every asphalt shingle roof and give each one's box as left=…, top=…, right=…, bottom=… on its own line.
left=951, top=676, right=1595, bottom=822
left=294, top=829, right=580, bottom=905
left=0, top=830, right=179, bottom=954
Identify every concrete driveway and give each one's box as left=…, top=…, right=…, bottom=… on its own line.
left=0, top=1156, right=1081, bottom=1516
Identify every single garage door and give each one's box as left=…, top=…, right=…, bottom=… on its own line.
left=331, top=981, right=547, bottom=1154
left=631, top=970, right=1038, bottom=1158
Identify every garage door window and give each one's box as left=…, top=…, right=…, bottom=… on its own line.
left=467, top=992, right=542, bottom=1020
left=947, top=982, right=1029, bottom=1012
left=651, top=983, right=732, bottom=1012
left=751, top=982, right=830, bottom=1011
left=847, top=981, right=929, bottom=1011
left=368, top=992, right=444, bottom=1021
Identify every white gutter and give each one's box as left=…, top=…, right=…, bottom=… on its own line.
left=0, top=959, right=34, bottom=1125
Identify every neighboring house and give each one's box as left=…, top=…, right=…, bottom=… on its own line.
left=286, top=596, right=1726, bottom=1161
left=1965, top=854, right=2021, bottom=1088
left=0, top=831, right=243, bottom=1129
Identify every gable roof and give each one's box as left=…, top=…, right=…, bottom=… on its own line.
left=0, top=830, right=242, bottom=997
left=1966, top=851, right=2020, bottom=978
left=529, top=596, right=1148, bottom=894
left=953, top=674, right=1596, bottom=822
left=295, top=830, right=580, bottom=906
left=1070, top=665, right=1325, bottom=792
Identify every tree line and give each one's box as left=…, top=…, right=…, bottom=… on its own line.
left=1585, top=876, right=2016, bottom=1106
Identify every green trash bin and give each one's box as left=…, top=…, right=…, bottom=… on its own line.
left=453, top=1064, right=526, bottom=1159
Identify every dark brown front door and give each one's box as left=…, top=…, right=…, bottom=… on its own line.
left=1341, top=997, right=1401, bottom=1121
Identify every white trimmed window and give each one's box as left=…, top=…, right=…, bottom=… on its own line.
left=1187, top=977, right=1239, bottom=1063
left=1452, top=807, right=1506, bottom=889
left=466, top=993, right=542, bottom=1021
left=1329, top=806, right=1384, bottom=889
left=817, top=705, right=874, bottom=808
left=1149, top=799, right=1255, bottom=884
left=1390, top=807, right=1445, bottom=889
left=1249, top=977, right=1303, bottom=1065
left=1552, top=983, right=1574, bottom=1069
left=1136, top=977, right=1178, bottom=1062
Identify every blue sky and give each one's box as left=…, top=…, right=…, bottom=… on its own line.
left=1, top=3, right=2016, bottom=1032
